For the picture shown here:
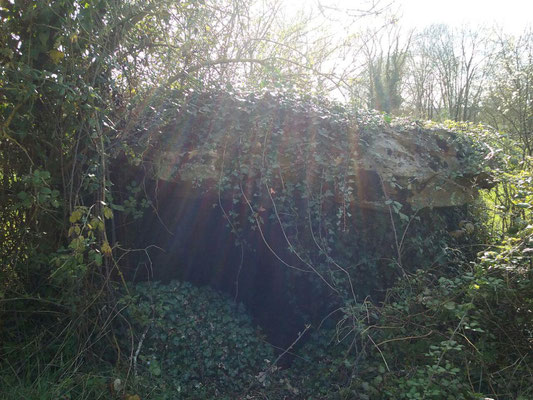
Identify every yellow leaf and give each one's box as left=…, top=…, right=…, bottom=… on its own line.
left=90, top=217, right=100, bottom=229
left=101, top=241, right=112, bottom=256
left=69, top=210, right=82, bottom=223
left=187, top=149, right=199, bottom=159
left=103, top=207, right=113, bottom=219
left=49, top=49, right=64, bottom=64
left=125, top=395, right=141, bottom=400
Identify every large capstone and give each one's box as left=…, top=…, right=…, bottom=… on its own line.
left=149, top=91, right=490, bottom=211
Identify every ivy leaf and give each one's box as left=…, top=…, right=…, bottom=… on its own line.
left=148, top=360, right=161, bottom=376
left=443, top=301, right=456, bottom=310
left=49, top=49, right=65, bottom=64
left=103, top=207, right=114, bottom=219
left=69, top=210, right=82, bottom=223
left=111, top=204, right=125, bottom=211
left=38, top=32, right=49, bottom=48
left=94, top=253, right=103, bottom=267
left=101, top=241, right=112, bottom=256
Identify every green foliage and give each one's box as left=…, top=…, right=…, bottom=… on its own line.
left=0, top=366, right=112, bottom=400
left=148, top=90, right=483, bottom=303
left=0, top=2, right=531, bottom=399
left=272, top=255, right=531, bottom=399
left=259, top=124, right=533, bottom=400
left=480, top=30, right=533, bottom=156
left=119, top=280, right=274, bottom=399
left=120, top=180, right=152, bottom=220
left=0, top=0, right=232, bottom=394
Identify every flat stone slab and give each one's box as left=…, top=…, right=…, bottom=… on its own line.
left=151, top=91, right=489, bottom=210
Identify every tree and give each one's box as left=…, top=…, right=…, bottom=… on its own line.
left=0, top=0, right=286, bottom=381
left=361, top=22, right=411, bottom=113
left=481, top=28, right=533, bottom=156
left=404, top=25, right=491, bottom=121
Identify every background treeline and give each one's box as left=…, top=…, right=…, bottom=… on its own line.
left=0, top=0, right=532, bottom=399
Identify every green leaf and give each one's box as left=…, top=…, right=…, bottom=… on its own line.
left=69, top=210, right=82, bottom=223
left=103, top=206, right=113, bottom=219
left=94, top=253, right=103, bottom=267
left=38, top=31, right=49, bottom=48
left=443, top=301, right=456, bottom=310
left=111, top=204, right=126, bottom=211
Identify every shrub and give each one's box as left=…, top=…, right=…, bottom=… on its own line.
left=280, top=260, right=532, bottom=400
left=119, top=280, right=274, bottom=399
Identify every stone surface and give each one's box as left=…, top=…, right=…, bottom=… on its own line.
left=151, top=93, right=488, bottom=211
left=353, top=123, right=482, bottom=209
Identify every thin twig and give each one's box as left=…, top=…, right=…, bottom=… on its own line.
left=368, top=334, right=390, bottom=372
left=133, top=305, right=154, bottom=378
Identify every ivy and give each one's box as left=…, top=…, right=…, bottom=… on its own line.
left=119, top=280, right=274, bottom=399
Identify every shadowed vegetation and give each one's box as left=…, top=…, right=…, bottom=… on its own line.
left=1, top=1, right=532, bottom=399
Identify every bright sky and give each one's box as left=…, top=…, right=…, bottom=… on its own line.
left=397, top=0, right=532, bottom=34
left=288, top=0, right=532, bottom=35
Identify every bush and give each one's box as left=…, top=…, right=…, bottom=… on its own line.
left=119, top=280, right=274, bottom=399
left=279, top=260, right=532, bottom=400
